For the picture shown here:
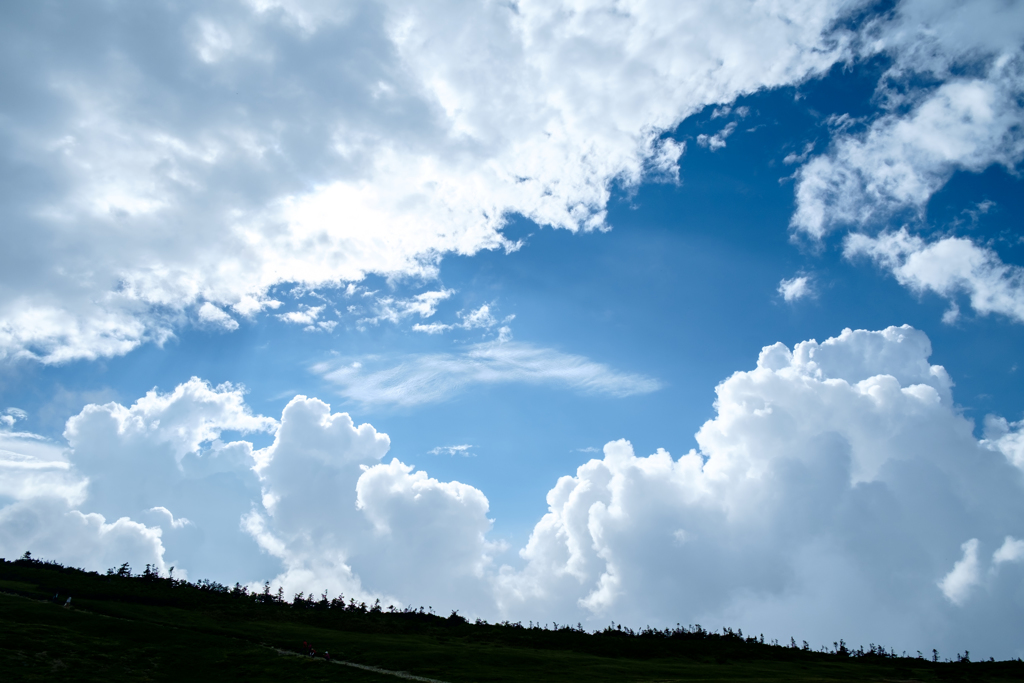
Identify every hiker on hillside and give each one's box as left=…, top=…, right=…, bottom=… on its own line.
left=324, top=651, right=331, bottom=662
left=63, top=597, right=72, bottom=609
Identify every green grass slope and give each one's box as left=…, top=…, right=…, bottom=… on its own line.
left=2, top=557, right=1021, bottom=682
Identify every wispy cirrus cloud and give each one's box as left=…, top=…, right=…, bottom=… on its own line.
left=313, top=331, right=661, bottom=407
left=429, top=444, right=475, bottom=457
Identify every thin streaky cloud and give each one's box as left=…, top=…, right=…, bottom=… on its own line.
left=314, top=338, right=662, bottom=407
left=429, top=444, right=475, bottom=457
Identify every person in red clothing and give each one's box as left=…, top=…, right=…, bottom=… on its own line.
left=324, top=651, right=331, bottom=662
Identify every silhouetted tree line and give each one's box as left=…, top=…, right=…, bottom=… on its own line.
left=2, top=551, right=1016, bottom=667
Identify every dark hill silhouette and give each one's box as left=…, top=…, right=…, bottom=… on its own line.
left=2, top=553, right=1021, bottom=682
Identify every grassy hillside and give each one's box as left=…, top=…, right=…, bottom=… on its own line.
left=1, top=555, right=1021, bottom=682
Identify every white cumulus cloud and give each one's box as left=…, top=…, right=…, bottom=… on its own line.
left=495, top=326, right=1024, bottom=658
left=0, top=500, right=168, bottom=575
left=696, top=122, right=738, bottom=151
left=783, top=0, right=1024, bottom=324
left=0, top=378, right=280, bottom=578
left=4, top=325, right=1024, bottom=657
left=778, top=275, right=813, bottom=302
left=992, top=536, right=1024, bottom=566
left=244, top=395, right=501, bottom=608
left=938, top=538, right=981, bottom=606
left=2, top=407, right=27, bottom=429
left=0, top=0, right=865, bottom=363
left=360, top=290, right=454, bottom=327
left=791, top=0, right=1024, bottom=240
left=792, top=69, right=1024, bottom=239
left=412, top=303, right=504, bottom=334
left=845, top=229, right=1024, bottom=323
left=277, top=305, right=326, bottom=325
left=982, top=414, right=1024, bottom=470
left=197, top=302, right=240, bottom=331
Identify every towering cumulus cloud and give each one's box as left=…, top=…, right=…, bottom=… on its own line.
left=496, top=326, right=1024, bottom=657
left=244, top=395, right=504, bottom=610
left=2, top=327, right=1023, bottom=657
left=0, top=378, right=280, bottom=579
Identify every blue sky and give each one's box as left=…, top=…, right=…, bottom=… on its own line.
left=3, top=0, right=1024, bottom=660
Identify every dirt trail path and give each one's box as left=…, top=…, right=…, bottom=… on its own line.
left=275, top=648, right=450, bottom=683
